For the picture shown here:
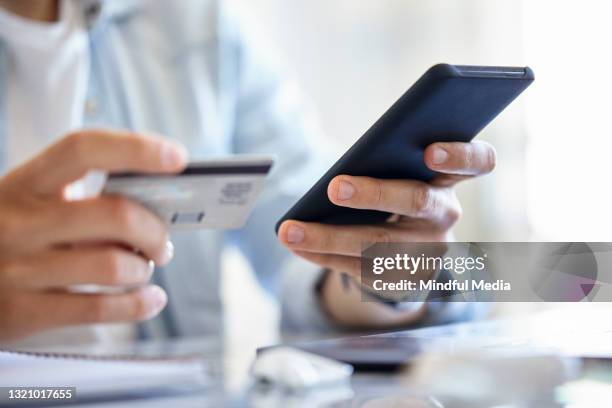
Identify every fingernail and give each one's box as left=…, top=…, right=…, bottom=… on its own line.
left=164, top=240, right=174, bottom=263
left=286, top=225, right=305, bottom=244
left=148, top=286, right=167, bottom=312
left=337, top=181, right=355, bottom=201
left=161, top=141, right=187, bottom=169
left=146, top=260, right=155, bottom=277
left=432, top=147, right=449, bottom=165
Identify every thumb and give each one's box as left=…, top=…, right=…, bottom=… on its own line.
left=8, top=129, right=187, bottom=196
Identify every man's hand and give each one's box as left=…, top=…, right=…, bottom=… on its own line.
left=278, top=141, right=496, bottom=327
left=0, top=129, right=187, bottom=342
left=279, top=141, right=496, bottom=275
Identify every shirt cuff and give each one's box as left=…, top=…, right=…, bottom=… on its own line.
left=279, top=256, right=338, bottom=333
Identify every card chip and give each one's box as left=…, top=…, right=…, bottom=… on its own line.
left=171, top=212, right=205, bottom=225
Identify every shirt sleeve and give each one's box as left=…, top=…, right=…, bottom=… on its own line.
left=221, top=8, right=337, bottom=333
left=220, top=6, right=486, bottom=332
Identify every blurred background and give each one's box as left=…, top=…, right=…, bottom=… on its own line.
left=222, top=0, right=612, bottom=344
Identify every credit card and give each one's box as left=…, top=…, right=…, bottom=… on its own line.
left=103, top=156, right=274, bottom=230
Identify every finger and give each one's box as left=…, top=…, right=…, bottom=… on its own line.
left=430, top=174, right=472, bottom=188
left=280, top=220, right=387, bottom=256
left=14, top=285, right=168, bottom=334
left=293, top=250, right=361, bottom=277
left=327, top=175, right=456, bottom=220
left=41, top=196, right=171, bottom=265
left=13, top=129, right=187, bottom=195
left=0, top=248, right=154, bottom=289
left=424, top=140, right=496, bottom=176
left=278, top=220, right=445, bottom=256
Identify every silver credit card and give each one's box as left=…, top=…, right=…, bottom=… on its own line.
left=103, top=156, right=274, bottom=230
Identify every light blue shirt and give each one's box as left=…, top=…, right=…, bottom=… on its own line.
left=0, top=0, right=478, bottom=342
left=0, top=0, right=336, bottom=339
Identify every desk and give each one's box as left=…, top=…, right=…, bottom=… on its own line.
left=17, top=307, right=612, bottom=407
left=33, top=334, right=422, bottom=408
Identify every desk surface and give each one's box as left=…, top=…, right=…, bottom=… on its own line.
left=49, top=334, right=422, bottom=408
left=24, top=308, right=612, bottom=407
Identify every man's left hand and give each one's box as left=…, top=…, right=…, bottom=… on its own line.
left=278, top=140, right=496, bottom=277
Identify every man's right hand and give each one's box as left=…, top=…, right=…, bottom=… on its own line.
left=0, top=129, right=187, bottom=342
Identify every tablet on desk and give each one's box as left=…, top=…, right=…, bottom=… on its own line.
left=275, top=312, right=612, bottom=372
left=289, top=335, right=432, bottom=371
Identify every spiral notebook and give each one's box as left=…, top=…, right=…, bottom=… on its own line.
left=0, top=348, right=208, bottom=403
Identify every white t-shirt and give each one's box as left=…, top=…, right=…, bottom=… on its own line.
left=0, top=2, right=135, bottom=346
left=0, top=0, right=89, bottom=169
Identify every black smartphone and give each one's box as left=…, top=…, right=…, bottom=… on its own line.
left=275, top=64, right=534, bottom=232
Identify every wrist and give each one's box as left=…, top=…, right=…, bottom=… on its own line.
left=318, top=270, right=427, bottom=329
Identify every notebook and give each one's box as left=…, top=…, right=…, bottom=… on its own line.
left=0, top=348, right=208, bottom=404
